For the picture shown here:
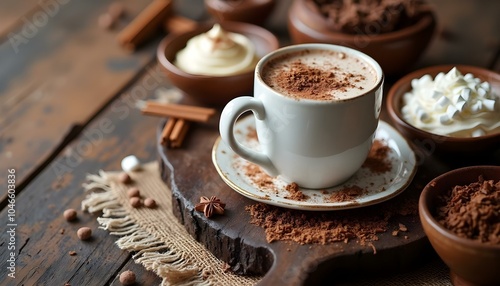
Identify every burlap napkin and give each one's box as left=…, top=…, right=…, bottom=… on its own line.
left=82, top=161, right=451, bottom=286
left=82, top=161, right=259, bottom=286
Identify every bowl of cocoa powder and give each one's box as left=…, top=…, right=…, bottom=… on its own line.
left=287, top=0, right=437, bottom=76
left=419, top=165, right=500, bottom=286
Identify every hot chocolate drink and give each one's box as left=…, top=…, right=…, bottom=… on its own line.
left=220, top=44, right=384, bottom=188
left=261, top=49, right=377, bottom=100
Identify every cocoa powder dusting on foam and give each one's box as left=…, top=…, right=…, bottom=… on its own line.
left=437, top=176, right=500, bottom=244
left=262, top=49, right=375, bottom=101
left=274, top=60, right=366, bottom=100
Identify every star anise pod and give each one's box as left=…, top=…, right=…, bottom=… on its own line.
left=195, top=196, right=226, bottom=218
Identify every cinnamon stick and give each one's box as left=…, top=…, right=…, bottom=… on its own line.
left=117, top=0, right=173, bottom=51
left=169, top=119, right=190, bottom=148
left=141, top=102, right=216, bottom=122
left=146, top=101, right=216, bottom=116
left=159, top=117, right=177, bottom=145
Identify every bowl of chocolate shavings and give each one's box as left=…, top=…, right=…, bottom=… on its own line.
left=287, top=0, right=437, bottom=76
left=419, top=165, right=500, bottom=286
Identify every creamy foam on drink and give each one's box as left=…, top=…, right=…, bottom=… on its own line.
left=262, top=49, right=377, bottom=100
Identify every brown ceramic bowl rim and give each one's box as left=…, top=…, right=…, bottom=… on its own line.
left=157, top=21, right=279, bottom=80
left=387, top=64, right=500, bottom=143
left=419, top=165, right=500, bottom=250
left=205, top=0, right=275, bottom=9
left=297, top=0, right=437, bottom=43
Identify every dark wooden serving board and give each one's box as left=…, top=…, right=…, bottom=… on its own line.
left=158, top=110, right=500, bottom=286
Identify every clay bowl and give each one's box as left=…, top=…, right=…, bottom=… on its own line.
left=387, top=65, right=500, bottom=153
left=204, top=0, right=276, bottom=26
left=419, top=165, right=500, bottom=286
left=157, top=22, right=279, bottom=106
left=287, top=0, right=436, bottom=76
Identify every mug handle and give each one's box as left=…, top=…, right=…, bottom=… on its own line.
left=219, top=96, right=278, bottom=176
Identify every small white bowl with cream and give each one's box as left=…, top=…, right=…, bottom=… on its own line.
left=387, top=65, right=500, bottom=153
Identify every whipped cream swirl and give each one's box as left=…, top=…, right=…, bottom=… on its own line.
left=401, top=67, right=500, bottom=137
left=175, top=24, right=258, bottom=76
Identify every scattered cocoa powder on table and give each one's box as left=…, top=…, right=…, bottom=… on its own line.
left=437, top=176, right=500, bottom=244
left=245, top=197, right=417, bottom=246
left=241, top=131, right=413, bottom=246
left=246, top=203, right=387, bottom=245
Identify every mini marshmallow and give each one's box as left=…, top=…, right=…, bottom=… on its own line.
left=121, top=155, right=141, bottom=172
left=434, top=72, right=445, bottom=83
left=463, top=73, right=474, bottom=80
left=452, top=93, right=466, bottom=105
left=460, top=88, right=471, bottom=101
left=483, top=99, right=496, bottom=111
left=467, top=82, right=478, bottom=90
left=417, top=108, right=430, bottom=122
left=431, top=90, right=443, bottom=100
left=436, top=96, right=451, bottom=110
left=471, top=129, right=485, bottom=137
left=477, top=87, right=487, bottom=98
left=455, top=101, right=467, bottom=112
left=418, top=74, right=433, bottom=86
left=411, top=78, right=420, bottom=89
left=446, top=105, right=459, bottom=119
left=470, top=101, right=482, bottom=113
left=439, top=114, right=452, bottom=124
left=480, top=81, right=490, bottom=92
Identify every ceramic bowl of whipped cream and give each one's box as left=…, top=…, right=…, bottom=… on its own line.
left=387, top=65, right=500, bottom=153
left=157, top=22, right=279, bottom=106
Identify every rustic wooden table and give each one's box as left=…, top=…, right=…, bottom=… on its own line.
left=0, top=0, right=499, bottom=285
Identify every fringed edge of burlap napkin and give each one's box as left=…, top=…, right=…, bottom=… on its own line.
left=80, top=162, right=259, bottom=286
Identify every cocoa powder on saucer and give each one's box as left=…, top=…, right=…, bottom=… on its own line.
left=244, top=137, right=416, bottom=246
left=362, top=139, right=392, bottom=174
left=244, top=162, right=276, bottom=192
left=241, top=138, right=392, bottom=199
left=285, top=182, right=309, bottom=201
left=326, top=185, right=365, bottom=202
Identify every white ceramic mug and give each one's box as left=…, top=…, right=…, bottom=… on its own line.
left=219, top=44, right=384, bottom=189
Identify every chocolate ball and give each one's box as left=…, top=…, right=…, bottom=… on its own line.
left=144, top=198, right=157, bottom=208
left=119, top=270, right=136, bottom=285
left=118, top=172, right=132, bottom=184
left=77, top=227, right=92, bottom=241
left=64, top=209, right=78, bottom=222
left=127, top=187, right=141, bottom=198
left=129, top=197, right=141, bottom=208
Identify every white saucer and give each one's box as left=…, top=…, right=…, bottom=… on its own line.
left=212, top=116, right=417, bottom=211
